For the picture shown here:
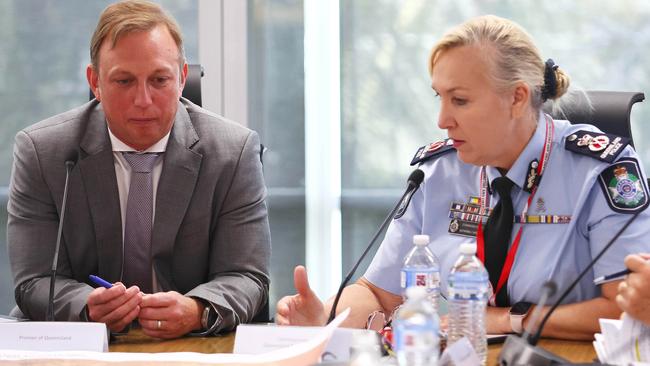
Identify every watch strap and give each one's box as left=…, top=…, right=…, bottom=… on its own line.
left=509, top=302, right=533, bottom=334
left=190, top=298, right=221, bottom=336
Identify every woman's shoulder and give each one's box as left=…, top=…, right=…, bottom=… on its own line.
left=409, top=139, right=475, bottom=178
left=552, top=119, right=634, bottom=165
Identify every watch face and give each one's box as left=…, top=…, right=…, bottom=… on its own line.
left=511, top=301, right=533, bottom=315
left=201, top=306, right=210, bottom=329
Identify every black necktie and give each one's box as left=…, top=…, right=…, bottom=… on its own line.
left=483, top=176, right=515, bottom=306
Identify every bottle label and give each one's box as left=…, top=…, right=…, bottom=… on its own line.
left=401, top=268, right=440, bottom=292
left=395, top=326, right=439, bottom=353
left=448, top=272, right=488, bottom=301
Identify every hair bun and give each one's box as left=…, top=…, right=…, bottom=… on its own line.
left=542, top=59, right=570, bottom=101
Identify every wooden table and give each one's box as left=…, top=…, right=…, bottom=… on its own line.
left=487, top=338, right=597, bottom=365
left=0, top=329, right=597, bottom=365
left=109, top=330, right=597, bottom=365
left=110, top=329, right=235, bottom=353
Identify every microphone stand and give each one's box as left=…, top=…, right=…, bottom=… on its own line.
left=46, top=160, right=75, bottom=321
left=327, top=169, right=424, bottom=324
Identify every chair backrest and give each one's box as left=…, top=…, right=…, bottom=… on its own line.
left=183, top=64, right=204, bottom=107
left=544, top=90, right=645, bottom=147
left=88, top=63, right=204, bottom=107
left=545, top=90, right=649, bottom=187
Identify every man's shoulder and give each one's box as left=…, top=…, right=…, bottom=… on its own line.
left=182, top=98, right=253, bottom=141
left=22, top=101, right=100, bottom=140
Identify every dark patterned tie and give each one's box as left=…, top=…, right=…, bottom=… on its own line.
left=483, top=176, right=515, bottom=306
left=121, top=153, right=159, bottom=293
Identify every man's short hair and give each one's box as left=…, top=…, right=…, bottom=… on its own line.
left=90, top=0, right=186, bottom=71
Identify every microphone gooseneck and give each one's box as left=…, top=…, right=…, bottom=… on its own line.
left=46, top=160, right=76, bottom=321
left=520, top=281, right=556, bottom=343
left=326, top=169, right=425, bottom=324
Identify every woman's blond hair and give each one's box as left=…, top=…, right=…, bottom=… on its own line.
left=429, top=15, right=569, bottom=109
left=90, top=0, right=185, bottom=71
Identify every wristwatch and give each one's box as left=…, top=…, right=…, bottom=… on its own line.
left=200, top=304, right=216, bottom=330
left=509, top=301, right=533, bottom=334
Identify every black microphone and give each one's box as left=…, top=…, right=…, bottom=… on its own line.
left=46, top=160, right=76, bottom=321
left=498, top=210, right=642, bottom=365
left=327, top=169, right=425, bottom=324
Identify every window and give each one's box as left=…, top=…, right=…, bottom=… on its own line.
left=248, top=0, right=306, bottom=313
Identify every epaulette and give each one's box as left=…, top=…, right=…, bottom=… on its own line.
left=410, top=139, right=455, bottom=166
left=564, top=130, right=630, bottom=163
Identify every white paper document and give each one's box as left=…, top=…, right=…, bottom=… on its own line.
left=234, top=320, right=374, bottom=362
left=594, top=313, right=650, bottom=365
left=0, top=308, right=350, bottom=366
left=0, top=321, right=108, bottom=352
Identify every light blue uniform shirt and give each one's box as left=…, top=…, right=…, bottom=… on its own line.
left=364, top=113, right=650, bottom=305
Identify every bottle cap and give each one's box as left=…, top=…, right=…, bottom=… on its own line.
left=459, top=243, right=477, bottom=255
left=413, top=234, right=430, bottom=246
left=405, top=285, right=427, bottom=300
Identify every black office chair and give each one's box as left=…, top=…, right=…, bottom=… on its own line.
left=545, top=90, right=648, bottom=188
left=544, top=90, right=645, bottom=147
left=183, top=64, right=204, bottom=107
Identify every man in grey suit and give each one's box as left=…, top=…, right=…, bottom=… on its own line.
left=7, top=0, right=270, bottom=339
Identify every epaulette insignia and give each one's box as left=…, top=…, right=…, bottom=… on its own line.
left=598, top=157, right=649, bottom=214
left=565, top=130, right=630, bottom=163
left=410, top=139, right=455, bottom=166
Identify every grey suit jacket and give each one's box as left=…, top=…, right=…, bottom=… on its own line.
left=7, top=98, right=271, bottom=333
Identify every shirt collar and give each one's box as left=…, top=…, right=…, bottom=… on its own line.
left=486, top=110, right=547, bottom=189
left=107, top=124, right=170, bottom=153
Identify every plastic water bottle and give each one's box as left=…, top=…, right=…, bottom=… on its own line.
left=394, top=286, right=440, bottom=366
left=448, top=243, right=489, bottom=364
left=349, top=331, right=382, bottom=366
left=401, top=234, right=441, bottom=314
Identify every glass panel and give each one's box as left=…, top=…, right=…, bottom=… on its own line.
left=248, top=0, right=305, bottom=315
left=0, top=0, right=198, bottom=315
left=341, top=0, right=650, bottom=278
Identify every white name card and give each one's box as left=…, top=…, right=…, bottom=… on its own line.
left=234, top=324, right=374, bottom=362
left=0, top=321, right=108, bottom=352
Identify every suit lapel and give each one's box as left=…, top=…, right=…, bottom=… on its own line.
left=78, top=104, right=123, bottom=282
left=152, top=103, right=202, bottom=290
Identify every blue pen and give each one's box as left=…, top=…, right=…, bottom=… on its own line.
left=593, top=269, right=631, bottom=285
left=89, top=275, right=113, bottom=289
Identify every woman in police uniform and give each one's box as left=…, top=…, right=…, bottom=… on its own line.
left=276, top=15, right=650, bottom=340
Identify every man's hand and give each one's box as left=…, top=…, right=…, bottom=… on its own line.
left=616, top=253, right=650, bottom=325
left=86, top=282, right=142, bottom=332
left=138, top=291, right=203, bottom=339
left=275, top=265, right=326, bottom=326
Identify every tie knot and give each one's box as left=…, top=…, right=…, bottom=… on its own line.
left=123, top=153, right=159, bottom=173
left=491, top=176, right=514, bottom=197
